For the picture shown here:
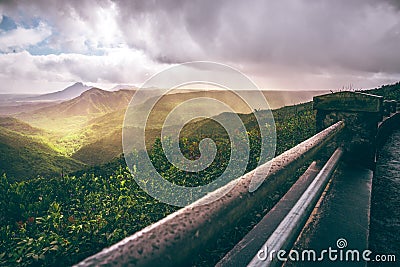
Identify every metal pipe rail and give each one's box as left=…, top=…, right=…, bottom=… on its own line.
left=248, top=148, right=343, bottom=267
left=75, top=121, right=345, bottom=267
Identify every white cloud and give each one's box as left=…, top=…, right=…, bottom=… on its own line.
left=0, top=22, right=51, bottom=52
left=1, top=1, right=125, bottom=54
left=0, top=47, right=167, bottom=93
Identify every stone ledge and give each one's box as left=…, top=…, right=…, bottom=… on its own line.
left=313, top=92, right=383, bottom=113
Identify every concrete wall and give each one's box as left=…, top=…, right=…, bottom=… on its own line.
left=314, top=92, right=383, bottom=169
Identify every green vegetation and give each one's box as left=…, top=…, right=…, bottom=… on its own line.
left=15, top=89, right=134, bottom=158
left=0, top=101, right=316, bottom=266
left=0, top=119, right=84, bottom=182
left=366, top=81, right=400, bottom=101
left=1, top=83, right=398, bottom=266
left=0, top=169, right=177, bottom=266
left=71, top=129, right=122, bottom=165
left=273, top=102, right=315, bottom=154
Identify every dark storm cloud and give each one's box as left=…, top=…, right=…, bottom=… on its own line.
left=2, top=0, right=400, bottom=71
left=105, top=0, right=400, bottom=76
left=385, top=0, right=400, bottom=9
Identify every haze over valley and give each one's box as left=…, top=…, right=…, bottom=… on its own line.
left=0, top=82, right=331, bottom=180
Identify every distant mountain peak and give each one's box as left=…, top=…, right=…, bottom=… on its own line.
left=110, top=84, right=137, bottom=91
left=62, top=82, right=91, bottom=93
left=79, top=87, right=106, bottom=97
left=21, top=88, right=136, bottom=119
left=27, top=82, right=92, bottom=101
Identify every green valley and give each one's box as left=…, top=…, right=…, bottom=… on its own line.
left=0, top=82, right=399, bottom=266
left=0, top=118, right=84, bottom=181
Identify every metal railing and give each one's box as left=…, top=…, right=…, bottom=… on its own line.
left=76, top=121, right=345, bottom=267
left=75, top=93, right=400, bottom=267
left=248, top=148, right=343, bottom=267
left=75, top=91, right=400, bottom=266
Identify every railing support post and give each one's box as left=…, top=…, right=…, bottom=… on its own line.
left=313, top=92, right=383, bottom=169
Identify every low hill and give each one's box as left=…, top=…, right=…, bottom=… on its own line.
left=262, top=90, right=328, bottom=109
left=72, top=129, right=122, bottom=165
left=0, top=127, right=84, bottom=181
left=0, top=116, right=44, bottom=135
left=16, top=88, right=136, bottom=134
left=26, top=88, right=135, bottom=118
left=110, top=84, right=138, bottom=91
left=0, top=99, right=60, bottom=116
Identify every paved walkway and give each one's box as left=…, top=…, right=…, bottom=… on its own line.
left=285, top=162, right=373, bottom=267
left=369, top=129, right=400, bottom=266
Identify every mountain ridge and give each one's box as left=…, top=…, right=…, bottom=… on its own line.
left=33, top=88, right=135, bottom=117
left=25, top=82, right=92, bottom=101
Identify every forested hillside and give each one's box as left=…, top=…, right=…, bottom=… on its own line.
left=1, top=83, right=399, bottom=266
left=0, top=102, right=316, bottom=266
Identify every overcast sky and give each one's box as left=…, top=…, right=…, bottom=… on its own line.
left=0, top=0, right=400, bottom=93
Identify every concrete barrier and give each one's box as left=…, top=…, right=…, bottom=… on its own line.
left=390, top=100, right=397, bottom=113
left=313, top=92, right=383, bottom=169
left=377, top=112, right=400, bottom=150
left=384, top=100, right=392, bottom=116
